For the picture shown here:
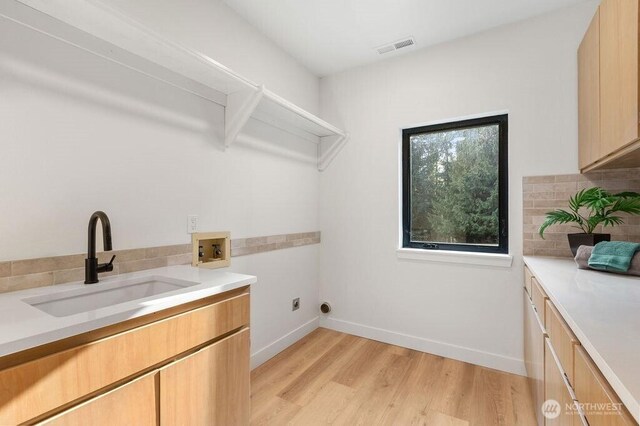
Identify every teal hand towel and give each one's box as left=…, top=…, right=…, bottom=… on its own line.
left=588, top=241, right=640, bottom=272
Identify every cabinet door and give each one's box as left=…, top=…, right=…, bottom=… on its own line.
left=0, top=291, right=249, bottom=426
left=524, top=294, right=545, bottom=426
left=573, top=346, right=635, bottom=426
left=578, top=8, right=601, bottom=169
left=160, top=328, right=250, bottom=426
left=600, top=0, right=639, bottom=155
left=531, top=278, right=548, bottom=328
left=546, top=300, right=580, bottom=386
left=39, top=372, right=158, bottom=426
left=524, top=266, right=533, bottom=298
left=544, top=339, right=577, bottom=426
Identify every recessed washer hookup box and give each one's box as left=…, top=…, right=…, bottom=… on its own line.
left=192, top=232, right=231, bottom=269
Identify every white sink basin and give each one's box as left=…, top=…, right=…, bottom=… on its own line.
left=23, top=276, right=200, bottom=317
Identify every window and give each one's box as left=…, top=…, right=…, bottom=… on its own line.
left=402, top=114, right=508, bottom=254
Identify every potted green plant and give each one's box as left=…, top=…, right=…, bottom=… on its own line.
left=539, top=187, right=640, bottom=256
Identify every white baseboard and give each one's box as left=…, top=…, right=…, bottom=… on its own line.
left=320, top=317, right=526, bottom=376
left=251, top=317, right=319, bottom=369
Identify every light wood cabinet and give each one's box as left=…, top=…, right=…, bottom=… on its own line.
left=544, top=339, right=578, bottom=426
left=525, top=266, right=534, bottom=298
left=160, top=328, right=250, bottom=425
left=600, top=0, right=639, bottom=155
left=531, top=278, right=549, bottom=328
left=524, top=293, right=546, bottom=426
left=578, top=8, right=601, bottom=169
left=574, top=346, right=635, bottom=426
left=38, top=372, right=159, bottom=426
left=0, top=287, right=250, bottom=425
left=578, top=0, right=640, bottom=172
left=524, top=266, right=637, bottom=425
left=546, top=300, right=580, bottom=386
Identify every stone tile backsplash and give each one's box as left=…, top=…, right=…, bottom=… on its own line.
left=0, top=232, right=320, bottom=294
left=231, top=232, right=320, bottom=256
left=523, top=168, right=640, bottom=257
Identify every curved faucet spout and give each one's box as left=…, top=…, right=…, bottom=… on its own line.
left=85, top=211, right=115, bottom=284
left=87, top=211, right=112, bottom=258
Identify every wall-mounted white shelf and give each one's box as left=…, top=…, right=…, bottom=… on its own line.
left=225, top=86, right=349, bottom=170
left=0, top=0, right=348, bottom=171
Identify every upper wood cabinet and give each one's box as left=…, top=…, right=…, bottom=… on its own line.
left=600, top=0, right=639, bottom=154
left=578, top=8, right=601, bottom=169
left=579, top=0, right=640, bottom=172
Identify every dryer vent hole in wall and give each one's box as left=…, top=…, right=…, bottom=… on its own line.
left=320, top=302, right=331, bottom=314
left=292, top=298, right=300, bottom=311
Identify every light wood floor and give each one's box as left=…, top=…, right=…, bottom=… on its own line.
left=250, top=328, right=537, bottom=426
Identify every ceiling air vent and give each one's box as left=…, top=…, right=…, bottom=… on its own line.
left=376, top=45, right=395, bottom=55
left=394, top=38, right=414, bottom=49
left=376, top=36, right=415, bottom=55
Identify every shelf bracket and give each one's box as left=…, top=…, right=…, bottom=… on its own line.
left=318, top=133, right=349, bottom=171
left=224, top=85, right=264, bottom=148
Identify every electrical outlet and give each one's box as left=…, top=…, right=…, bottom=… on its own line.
left=292, top=298, right=300, bottom=311
left=187, top=215, right=198, bottom=234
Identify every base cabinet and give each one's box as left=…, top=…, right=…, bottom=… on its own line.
left=39, top=372, right=159, bottom=426
left=524, top=266, right=637, bottom=426
left=39, top=330, right=250, bottom=426
left=160, top=328, right=250, bottom=425
left=545, top=339, right=578, bottom=426
left=0, top=288, right=250, bottom=425
left=524, top=293, right=546, bottom=426
left=574, top=346, right=635, bottom=426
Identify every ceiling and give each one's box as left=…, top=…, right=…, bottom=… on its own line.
left=223, top=0, right=591, bottom=76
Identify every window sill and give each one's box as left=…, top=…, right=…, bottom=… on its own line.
left=396, top=248, right=513, bottom=268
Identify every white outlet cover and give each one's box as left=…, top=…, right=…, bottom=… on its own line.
left=187, top=215, right=198, bottom=234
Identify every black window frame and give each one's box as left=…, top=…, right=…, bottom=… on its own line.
left=402, top=114, right=509, bottom=254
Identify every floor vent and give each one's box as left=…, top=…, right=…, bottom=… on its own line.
left=376, top=36, right=415, bottom=55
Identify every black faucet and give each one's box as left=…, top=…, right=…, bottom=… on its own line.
left=85, top=211, right=116, bottom=284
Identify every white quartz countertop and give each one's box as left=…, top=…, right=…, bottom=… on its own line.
left=0, top=265, right=256, bottom=358
left=524, top=256, right=640, bottom=423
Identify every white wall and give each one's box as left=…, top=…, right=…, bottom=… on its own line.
left=101, top=0, right=319, bottom=114
left=0, top=0, right=320, bottom=367
left=318, top=2, right=599, bottom=374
